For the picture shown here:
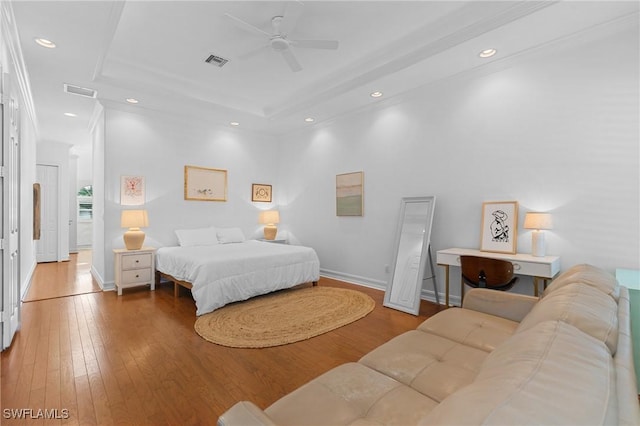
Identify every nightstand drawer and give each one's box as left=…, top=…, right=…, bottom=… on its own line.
left=121, top=268, right=152, bottom=285
left=122, top=253, right=152, bottom=270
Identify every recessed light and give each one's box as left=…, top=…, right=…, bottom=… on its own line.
left=126, top=98, right=139, bottom=104
left=35, top=38, right=56, bottom=48
left=304, top=117, right=315, bottom=123
left=230, top=121, right=240, bottom=126
left=479, top=48, right=497, bottom=58
left=63, top=112, right=77, bottom=117
left=370, top=91, right=383, bottom=98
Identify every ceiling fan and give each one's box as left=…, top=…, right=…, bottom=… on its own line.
left=224, top=1, right=339, bottom=72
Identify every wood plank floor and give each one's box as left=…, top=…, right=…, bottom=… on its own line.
left=23, top=251, right=101, bottom=302
left=2, top=259, right=443, bottom=425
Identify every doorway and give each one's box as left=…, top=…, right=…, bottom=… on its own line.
left=36, top=164, right=59, bottom=262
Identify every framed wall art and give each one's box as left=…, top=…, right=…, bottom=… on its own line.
left=336, top=171, right=364, bottom=216
left=252, top=183, right=272, bottom=202
left=480, top=200, right=518, bottom=253
left=184, top=165, right=227, bottom=201
left=121, top=175, right=145, bottom=206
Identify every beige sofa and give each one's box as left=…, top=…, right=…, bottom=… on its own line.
left=218, top=264, right=640, bottom=425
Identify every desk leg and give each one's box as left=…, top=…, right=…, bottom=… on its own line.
left=441, top=264, right=450, bottom=308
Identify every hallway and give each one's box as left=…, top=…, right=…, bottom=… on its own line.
left=23, top=250, right=101, bottom=302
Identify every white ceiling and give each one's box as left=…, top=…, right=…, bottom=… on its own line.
left=9, top=1, right=639, bottom=147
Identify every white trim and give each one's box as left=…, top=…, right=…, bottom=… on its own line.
left=0, top=1, right=38, bottom=136
left=19, top=260, right=37, bottom=301
left=90, top=265, right=110, bottom=290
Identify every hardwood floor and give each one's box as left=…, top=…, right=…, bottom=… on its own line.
left=23, top=250, right=101, bottom=302
left=3, top=264, right=443, bottom=425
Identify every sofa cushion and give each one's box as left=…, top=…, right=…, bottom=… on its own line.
left=417, top=307, right=518, bottom=352
left=544, top=263, right=620, bottom=301
left=264, top=362, right=439, bottom=426
left=517, top=282, right=619, bottom=354
left=359, top=330, right=488, bottom=403
left=419, top=320, right=617, bottom=425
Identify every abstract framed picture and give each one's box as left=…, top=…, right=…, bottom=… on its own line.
left=480, top=201, right=518, bottom=253
left=184, top=165, right=227, bottom=201
left=121, top=175, right=145, bottom=206
left=336, top=171, right=364, bottom=216
left=252, top=184, right=272, bottom=202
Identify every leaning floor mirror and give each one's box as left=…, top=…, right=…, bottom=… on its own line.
left=384, top=196, right=436, bottom=315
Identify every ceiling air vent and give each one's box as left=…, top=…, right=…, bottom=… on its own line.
left=63, top=83, right=97, bottom=98
left=205, top=54, right=229, bottom=68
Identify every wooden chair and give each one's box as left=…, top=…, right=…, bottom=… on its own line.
left=460, top=255, right=519, bottom=302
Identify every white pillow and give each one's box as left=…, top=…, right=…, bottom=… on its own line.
left=175, top=227, right=218, bottom=247
left=217, top=227, right=245, bottom=244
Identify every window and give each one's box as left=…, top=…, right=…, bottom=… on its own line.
left=77, top=185, right=93, bottom=221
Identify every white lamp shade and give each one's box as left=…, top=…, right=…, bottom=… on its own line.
left=523, top=212, right=553, bottom=230
left=121, top=210, right=149, bottom=229
left=258, top=210, right=280, bottom=225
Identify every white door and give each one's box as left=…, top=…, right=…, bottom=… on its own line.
left=2, top=71, right=21, bottom=350
left=36, top=164, right=58, bottom=263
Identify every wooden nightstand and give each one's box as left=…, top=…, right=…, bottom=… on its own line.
left=113, top=247, right=156, bottom=295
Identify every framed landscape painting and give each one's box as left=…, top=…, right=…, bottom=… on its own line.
left=184, top=165, right=227, bottom=201
left=336, top=171, right=363, bottom=216
left=480, top=200, right=518, bottom=253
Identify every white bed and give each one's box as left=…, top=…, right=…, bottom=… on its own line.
left=156, top=240, right=320, bottom=315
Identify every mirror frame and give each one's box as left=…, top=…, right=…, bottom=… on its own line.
left=383, top=196, right=436, bottom=315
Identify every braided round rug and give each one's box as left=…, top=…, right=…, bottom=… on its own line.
left=194, top=286, right=375, bottom=348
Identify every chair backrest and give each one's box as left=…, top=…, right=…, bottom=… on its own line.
left=460, top=255, right=516, bottom=288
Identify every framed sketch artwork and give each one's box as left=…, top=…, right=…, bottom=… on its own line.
left=480, top=201, right=518, bottom=254
left=252, top=184, right=272, bottom=202
left=121, top=176, right=145, bottom=206
left=184, top=165, right=227, bottom=201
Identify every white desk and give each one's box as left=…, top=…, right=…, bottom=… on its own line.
left=436, top=248, right=561, bottom=307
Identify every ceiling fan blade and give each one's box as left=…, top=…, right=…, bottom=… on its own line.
left=280, top=48, right=302, bottom=72
left=290, top=39, right=339, bottom=50
left=224, top=13, right=271, bottom=38
left=278, top=0, right=304, bottom=36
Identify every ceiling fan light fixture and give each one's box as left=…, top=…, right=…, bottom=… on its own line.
left=230, top=121, right=240, bottom=127
left=479, top=48, right=497, bottom=58
left=35, top=38, right=56, bottom=48
left=370, top=91, right=383, bottom=98
left=63, top=112, right=77, bottom=117
left=304, top=117, right=315, bottom=123
left=126, top=98, right=139, bottom=104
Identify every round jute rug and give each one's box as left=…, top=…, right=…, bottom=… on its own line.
left=194, top=286, right=375, bottom=348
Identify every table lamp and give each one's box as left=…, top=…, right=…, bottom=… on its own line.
left=121, top=209, right=149, bottom=250
left=259, top=210, right=279, bottom=240
left=523, top=212, right=553, bottom=257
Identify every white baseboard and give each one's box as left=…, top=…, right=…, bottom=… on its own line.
left=320, top=268, right=454, bottom=307
left=91, top=266, right=114, bottom=291
left=20, top=260, right=37, bottom=300
left=320, top=268, right=386, bottom=291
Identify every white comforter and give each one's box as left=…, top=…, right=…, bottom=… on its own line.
left=156, top=240, right=320, bottom=315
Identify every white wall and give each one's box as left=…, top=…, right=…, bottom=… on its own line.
left=97, top=107, right=280, bottom=288
left=278, top=25, right=639, bottom=303
left=92, top=21, right=639, bottom=302
left=90, top=104, right=105, bottom=286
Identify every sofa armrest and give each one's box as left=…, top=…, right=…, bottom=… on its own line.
left=217, top=402, right=278, bottom=426
left=462, top=288, right=538, bottom=322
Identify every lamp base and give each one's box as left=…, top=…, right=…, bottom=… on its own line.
left=531, top=230, right=546, bottom=257
left=263, top=225, right=277, bottom=240
left=124, top=228, right=146, bottom=250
